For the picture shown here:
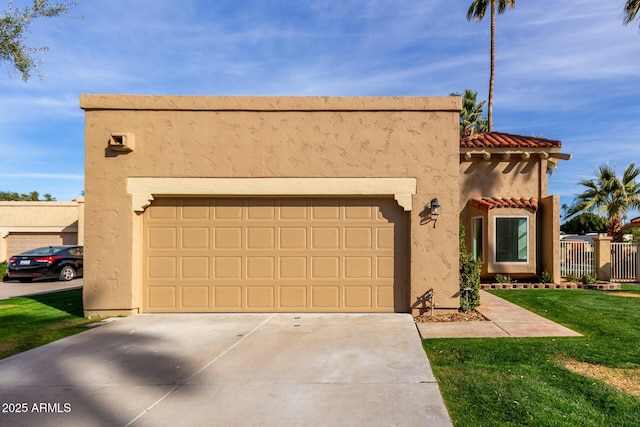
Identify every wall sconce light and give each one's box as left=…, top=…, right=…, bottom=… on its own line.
left=430, top=198, right=441, bottom=217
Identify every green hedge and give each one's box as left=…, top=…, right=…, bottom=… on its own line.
left=0, top=261, right=7, bottom=281
left=459, top=225, right=480, bottom=310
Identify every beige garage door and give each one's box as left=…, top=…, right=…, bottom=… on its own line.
left=7, top=232, right=77, bottom=256
left=142, top=198, right=408, bottom=312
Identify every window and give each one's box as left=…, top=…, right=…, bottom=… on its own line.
left=495, top=217, right=528, bottom=263
left=472, top=217, right=483, bottom=261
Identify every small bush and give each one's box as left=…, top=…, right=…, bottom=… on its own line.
left=495, top=274, right=512, bottom=284
left=581, top=273, right=597, bottom=285
left=0, top=261, right=7, bottom=280
left=565, top=273, right=580, bottom=283
left=459, top=225, right=480, bottom=311
left=539, top=270, right=553, bottom=284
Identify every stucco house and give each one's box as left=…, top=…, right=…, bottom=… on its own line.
left=0, top=200, right=84, bottom=261
left=80, top=95, right=568, bottom=318
left=459, top=132, right=570, bottom=283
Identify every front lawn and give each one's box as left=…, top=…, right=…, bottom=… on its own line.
left=424, top=286, right=640, bottom=426
left=0, top=289, right=98, bottom=360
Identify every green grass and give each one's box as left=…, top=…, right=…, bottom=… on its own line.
left=424, top=286, right=640, bottom=426
left=0, top=289, right=98, bottom=360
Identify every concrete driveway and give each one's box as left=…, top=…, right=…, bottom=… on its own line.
left=0, top=278, right=83, bottom=300
left=0, top=313, right=452, bottom=426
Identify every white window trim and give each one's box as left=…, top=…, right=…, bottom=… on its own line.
left=493, top=215, right=529, bottom=264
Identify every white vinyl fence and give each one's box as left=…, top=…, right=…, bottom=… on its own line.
left=610, top=242, right=638, bottom=282
left=560, top=240, right=594, bottom=278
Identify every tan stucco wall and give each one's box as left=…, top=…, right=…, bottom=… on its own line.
left=81, top=95, right=461, bottom=317
left=459, top=155, right=558, bottom=279
left=540, top=195, right=560, bottom=282
left=459, top=158, right=544, bottom=214
left=0, top=201, right=83, bottom=261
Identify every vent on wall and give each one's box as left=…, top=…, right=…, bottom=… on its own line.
left=109, top=133, right=134, bottom=153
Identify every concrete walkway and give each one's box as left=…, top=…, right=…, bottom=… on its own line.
left=0, top=313, right=452, bottom=427
left=417, top=291, right=582, bottom=339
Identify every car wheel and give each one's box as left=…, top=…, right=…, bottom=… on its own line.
left=59, top=266, right=76, bottom=281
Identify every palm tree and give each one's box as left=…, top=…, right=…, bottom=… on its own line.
left=450, top=89, right=488, bottom=136
left=568, top=163, right=640, bottom=241
left=467, top=0, right=516, bottom=132
left=623, top=0, right=640, bottom=28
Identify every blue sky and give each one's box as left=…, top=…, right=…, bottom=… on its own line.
left=2, top=0, right=639, bottom=220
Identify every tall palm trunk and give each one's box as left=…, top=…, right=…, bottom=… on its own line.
left=488, top=1, right=495, bottom=132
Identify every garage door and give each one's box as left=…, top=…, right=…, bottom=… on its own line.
left=142, top=198, right=408, bottom=312
left=7, top=232, right=77, bottom=257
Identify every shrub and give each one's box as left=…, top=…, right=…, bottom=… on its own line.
left=539, top=270, right=553, bottom=284
left=0, top=261, right=7, bottom=281
left=459, top=225, right=480, bottom=311
left=565, top=273, right=580, bottom=283
left=581, top=273, right=597, bottom=285
left=495, top=274, right=512, bottom=284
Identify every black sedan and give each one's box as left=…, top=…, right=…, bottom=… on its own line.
left=8, top=246, right=83, bottom=282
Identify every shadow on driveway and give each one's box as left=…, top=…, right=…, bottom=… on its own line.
left=0, top=313, right=452, bottom=426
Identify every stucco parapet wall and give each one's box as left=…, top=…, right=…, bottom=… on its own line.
left=0, top=201, right=80, bottom=207
left=128, top=177, right=417, bottom=213
left=80, top=95, right=461, bottom=112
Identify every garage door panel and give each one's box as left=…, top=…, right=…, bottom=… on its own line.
left=279, top=257, right=307, bottom=279
left=181, top=287, right=209, bottom=309
left=311, top=286, right=340, bottom=309
left=278, top=286, right=307, bottom=308
left=214, top=257, right=243, bottom=279
left=7, top=232, right=77, bottom=256
left=148, top=227, right=177, bottom=250
left=279, top=204, right=307, bottom=220
left=311, top=256, right=340, bottom=279
left=148, top=204, right=177, bottom=220
left=344, top=286, right=372, bottom=308
left=148, top=287, right=176, bottom=309
left=247, top=256, right=275, bottom=279
left=148, top=257, right=177, bottom=279
left=376, top=256, right=394, bottom=279
left=279, top=227, right=307, bottom=249
left=246, top=286, right=275, bottom=309
left=181, top=257, right=210, bottom=279
left=247, top=227, right=275, bottom=249
left=345, top=257, right=372, bottom=279
left=181, top=200, right=211, bottom=220
left=311, top=203, right=340, bottom=220
left=344, top=227, right=372, bottom=249
left=311, top=227, right=340, bottom=249
left=344, top=204, right=373, bottom=220
left=214, top=286, right=242, bottom=308
left=376, top=228, right=394, bottom=249
left=377, top=287, right=394, bottom=309
left=142, top=198, right=408, bottom=312
left=181, top=227, right=210, bottom=249
left=247, top=204, right=275, bottom=220
left=215, top=228, right=242, bottom=249
left=214, top=203, right=243, bottom=219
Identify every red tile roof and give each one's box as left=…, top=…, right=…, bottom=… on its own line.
left=460, top=132, right=561, bottom=149
left=470, top=197, right=539, bottom=212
